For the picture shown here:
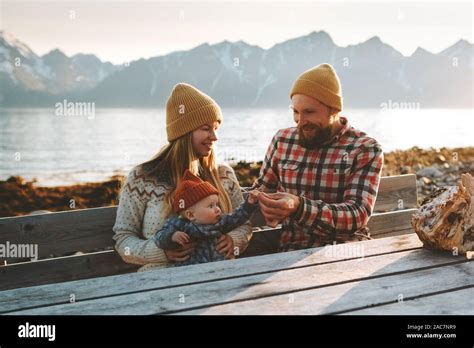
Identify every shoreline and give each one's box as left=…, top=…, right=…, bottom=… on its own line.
left=1, top=146, right=473, bottom=218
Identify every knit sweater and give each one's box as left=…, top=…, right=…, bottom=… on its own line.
left=112, top=163, right=252, bottom=272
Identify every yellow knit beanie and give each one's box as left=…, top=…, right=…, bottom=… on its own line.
left=290, top=63, right=343, bottom=111
left=166, top=83, right=223, bottom=142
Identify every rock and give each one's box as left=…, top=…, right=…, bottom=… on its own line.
left=421, top=177, right=433, bottom=185
left=435, top=154, right=447, bottom=163
left=411, top=173, right=474, bottom=254
left=6, top=176, right=26, bottom=186
left=413, top=164, right=424, bottom=171
left=400, top=165, right=411, bottom=174
left=416, top=166, right=443, bottom=178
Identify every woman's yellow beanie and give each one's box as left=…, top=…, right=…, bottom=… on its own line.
left=290, top=63, right=343, bottom=111
left=166, top=83, right=223, bottom=142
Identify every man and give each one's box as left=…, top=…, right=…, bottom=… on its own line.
left=244, top=63, right=384, bottom=255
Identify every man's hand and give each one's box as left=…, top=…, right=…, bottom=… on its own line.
left=258, top=192, right=301, bottom=227
left=247, top=190, right=260, bottom=204
left=171, top=231, right=190, bottom=246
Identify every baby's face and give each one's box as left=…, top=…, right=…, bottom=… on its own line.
left=188, top=194, right=222, bottom=224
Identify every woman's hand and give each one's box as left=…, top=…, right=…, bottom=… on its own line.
left=163, top=238, right=196, bottom=262
left=216, top=234, right=235, bottom=259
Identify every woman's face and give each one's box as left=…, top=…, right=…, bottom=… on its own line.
left=192, top=121, right=220, bottom=157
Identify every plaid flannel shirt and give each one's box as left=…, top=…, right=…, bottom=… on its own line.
left=252, top=116, right=384, bottom=251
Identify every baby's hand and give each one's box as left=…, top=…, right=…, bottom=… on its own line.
left=247, top=190, right=260, bottom=204
left=172, top=231, right=190, bottom=246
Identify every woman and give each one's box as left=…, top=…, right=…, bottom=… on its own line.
left=112, top=83, right=252, bottom=271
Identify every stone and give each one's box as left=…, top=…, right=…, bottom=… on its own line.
left=416, top=166, right=443, bottom=178
left=412, top=173, right=474, bottom=254
left=399, top=165, right=411, bottom=174
left=421, top=177, right=433, bottom=185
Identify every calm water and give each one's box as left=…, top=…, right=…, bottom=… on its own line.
left=0, top=107, right=472, bottom=186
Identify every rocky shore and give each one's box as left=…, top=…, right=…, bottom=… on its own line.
left=1, top=146, right=473, bottom=218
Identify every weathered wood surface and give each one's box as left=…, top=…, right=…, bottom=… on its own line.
left=0, top=250, right=138, bottom=291
left=0, top=235, right=422, bottom=314
left=346, top=286, right=474, bottom=315
left=0, top=206, right=118, bottom=263
left=0, top=175, right=417, bottom=263
left=6, top=235, right=470, bottom=316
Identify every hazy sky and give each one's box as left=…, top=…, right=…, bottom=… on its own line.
left=1, top=0, right=472, bottom=64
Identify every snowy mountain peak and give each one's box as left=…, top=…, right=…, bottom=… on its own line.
left=440, top=39, right=473, bottom=57
left=43, top=48, right=68, bottom=60
left=0, top=31, right=36, bottom=59
left=411, top=46, right=434, bottom=58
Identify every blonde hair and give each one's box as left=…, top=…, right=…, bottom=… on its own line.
left=138, top=132, right=233, bottom=217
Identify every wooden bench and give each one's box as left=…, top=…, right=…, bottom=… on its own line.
left=0, top=174, right=418, bottom=291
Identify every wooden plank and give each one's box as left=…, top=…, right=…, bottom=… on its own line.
left=372, top=229, right=414, bottom=239
left=0, top=206, right=117, bottom=262
left=244, top=175, right=417, bottom=224
left=181, top=263, right=473, bottom=315
left=346, top=286, right=474, bottom=315
left=367, top=209, right=416, bottom=237
left=7, top=247, right=466, bottom=315
left=0, top=250, right=138, bottom=291
left=373, top=174, right=418, bottom=212
left=254, top=209, right=416, bottom=241
left=0, top=234, right=423, bottom=314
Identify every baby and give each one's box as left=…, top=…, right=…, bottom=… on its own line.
left=154, top=169, right=260, bottom=266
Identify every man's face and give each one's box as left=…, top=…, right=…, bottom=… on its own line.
left=291, top=94, right=336, bottom=149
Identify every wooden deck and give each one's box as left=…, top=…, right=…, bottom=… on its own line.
left=1, top=234, right=472, bottom=315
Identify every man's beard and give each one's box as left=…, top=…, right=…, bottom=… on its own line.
left=298, top=124, right=333, bottom=149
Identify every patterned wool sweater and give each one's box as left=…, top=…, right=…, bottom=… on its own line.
left=112, top=163, right=252, bottom=272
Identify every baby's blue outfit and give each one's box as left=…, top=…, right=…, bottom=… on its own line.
left=154, top=198, right=258, bottom=266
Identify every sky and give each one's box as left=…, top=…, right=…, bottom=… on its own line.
left=0, top=0, right=472, bottom=64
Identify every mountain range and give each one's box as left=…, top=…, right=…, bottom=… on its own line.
left=0, top=30, right=472, bottom=108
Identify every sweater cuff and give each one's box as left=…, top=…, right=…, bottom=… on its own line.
left=228, top=229, right=251, bottom=256
left=144, top=242, right=169, bottom=264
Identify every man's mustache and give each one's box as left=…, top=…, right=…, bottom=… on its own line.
left=299, top=125, right=319, bottom=132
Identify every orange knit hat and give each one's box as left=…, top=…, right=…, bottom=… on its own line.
left=172, top=169, right=219, bottom=213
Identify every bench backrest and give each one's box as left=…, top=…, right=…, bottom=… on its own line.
left=0, top=174, right=418, bottom=291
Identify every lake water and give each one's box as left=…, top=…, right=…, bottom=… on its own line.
left=1, top=107, right=472, bottom=186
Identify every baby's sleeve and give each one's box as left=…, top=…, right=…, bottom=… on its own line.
left=154, top=218, right=184, bottom=250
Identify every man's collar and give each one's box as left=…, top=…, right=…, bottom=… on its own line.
left=328, top=116, right=349, bottom=145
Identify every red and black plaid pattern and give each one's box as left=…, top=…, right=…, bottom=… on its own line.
left=252, top=116, right=384, bottom=251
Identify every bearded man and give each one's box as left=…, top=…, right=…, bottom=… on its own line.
left=243, top=63, right=384, bottom=256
